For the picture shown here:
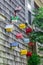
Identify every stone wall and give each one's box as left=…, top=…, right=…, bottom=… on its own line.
left=0, top=0, right=34, bottom=65
left=0, top=0, right=28, bottom=65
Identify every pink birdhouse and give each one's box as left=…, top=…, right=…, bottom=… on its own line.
left=16, top=33, right=23, bottom=39
left=15, top=6, right=21, bottom=11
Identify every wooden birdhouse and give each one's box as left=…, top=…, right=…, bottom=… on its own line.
left=28, top=42, right=34, bottom=46
left=5, top=24, right=14, bottom=32
left=23, top=38, right=30, bottom=43
left=26, top=27, right=32, bottom=34
left=16, top=33, right=23, bottom=39
left=0, top=14, right=6, bottom=21
left=15, top=6, right=22, bottom=12
left=26, top=52, right=32, bottom=57
left=11, top=16, right=19, bottom=23
left=20, top=50, right=27, bottom=55
left=19, top=23, right=26, bottom=29
left=10, top=42, right=19, bottom=49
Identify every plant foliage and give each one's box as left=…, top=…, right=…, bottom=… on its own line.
left=27, top=54, right=40, bottom=65
left=32, top=7, right=43, bottom=30
left=29, top=7, right=43, bottom=43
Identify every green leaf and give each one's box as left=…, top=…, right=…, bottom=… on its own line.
left=32, top=7, right=43, bottom=30
left=11, top=16, right=19, bottom=20
left=28, top=54, right=40, bottom=65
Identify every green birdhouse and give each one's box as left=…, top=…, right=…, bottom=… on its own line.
left=11, top=16, right=19, bottom=23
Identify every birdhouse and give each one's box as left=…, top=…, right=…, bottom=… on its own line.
left=23, top=38, right=30, bottom=43
left=5, top=24, right=14, bottom=32
left=15, top=6, right=22, bottom=12
left=0, top=14, right=6, bottom=21
left=26, top=52, right=32, bottom=57
left=26, top=27, right=32, bottom=34
left=10, top=42, right=19, bottom=49
left=11, top=16, right=19, bottom=23
left=19, top=24, right=26, bottom=29
left=20, top=50, right=27, bottom=55
left=28, top=42, right=34, bottom=46
left=16, top=33, right=23, bottom=39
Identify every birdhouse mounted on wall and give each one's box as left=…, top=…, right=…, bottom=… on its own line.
left=23, top=38, right=30, bottom=43
left=16, top=33, right=23, bottom=39
left=0, top=14, right=6, bottom=21
left=5, top=24, right=14, bottom=32
left=20, top=50, right=27, bottom=55
left=26, top=52, right=32, bottom=57
left=26, top=27, right=32, bottom=34
left=15, top=6, right=22, bottom=12
left=10, top=42, right=19, bottom=49
left=28, top=42, right=34, bottom=46
left=19, top=23, right=26, bottom=29
left=11, top=16, right=19, bottom=23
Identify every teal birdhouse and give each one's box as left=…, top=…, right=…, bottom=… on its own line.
left=11, top=16, right=19, bottom=23
left=23, top=38, right=30, bottom=43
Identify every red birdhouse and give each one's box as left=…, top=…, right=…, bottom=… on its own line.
left=26, top=27, right=32, bottom=34
left=26, top=52, right=32, bottom=57
left=28, top=42, right=34, bottom=46
left=16, top=33, right=23, bottom=39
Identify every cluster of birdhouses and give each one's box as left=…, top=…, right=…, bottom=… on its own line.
left=0, top=6, right=34, bottom=57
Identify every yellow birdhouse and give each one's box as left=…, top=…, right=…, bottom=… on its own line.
left=20, top=50, right=27, bottom=55
left=19, top=24, right=26, bottom=29
left=5, top=24, right=14, bottom=32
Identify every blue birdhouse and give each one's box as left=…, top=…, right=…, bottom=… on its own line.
left=23, top=38, right=30, bottom=43
left=10, top=42, right=19, bottom=49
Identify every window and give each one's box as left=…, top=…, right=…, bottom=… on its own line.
left=28, top=0, right=31, bottom=4
left=28, top=11, right=31, bottom=25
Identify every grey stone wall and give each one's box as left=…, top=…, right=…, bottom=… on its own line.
left=0, top=0, right=28, bottom=65
left=0, top=0, right=34, bottom=65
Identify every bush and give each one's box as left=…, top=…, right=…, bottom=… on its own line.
left=27, top=53, right=40, bottom=65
